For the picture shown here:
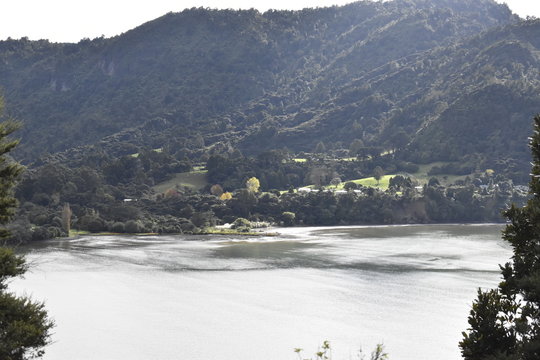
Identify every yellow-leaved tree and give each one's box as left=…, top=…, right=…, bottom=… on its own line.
left=246, top=177, right=260, bottom=193
left=219, top=192, right=233, bottom=200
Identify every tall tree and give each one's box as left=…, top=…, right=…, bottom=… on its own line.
left=246, top=177, right=260, bottom=193
left=460, top=115, right=540, bottom=360
left=210, top=184, right=224, bottom=197
left=0, top=249, right=54, bottom=360
left=373, top=166, right=384, bottom=185
left=0, top=102, right=23, bottom=239
left=314, top=141, right=326, bottom=154
left=389, top=130, right=410, bottom=155
left=0, top=97, right=54, bottom=359
left=61, top=203, right=72, bottom=235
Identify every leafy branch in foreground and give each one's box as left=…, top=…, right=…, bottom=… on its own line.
left=460, top=115, right=540, bottom=359
left=0, top=249, right=55, bottom=360
left=294, top=341, right=388, bottom=360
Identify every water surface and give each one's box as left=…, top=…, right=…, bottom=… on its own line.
left=12, top=224, right=510, bottom=360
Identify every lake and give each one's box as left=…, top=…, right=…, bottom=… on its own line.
left=12, top=224, right=511, bottom=360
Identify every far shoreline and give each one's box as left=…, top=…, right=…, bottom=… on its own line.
left=59, top=222, right=507, bottom=241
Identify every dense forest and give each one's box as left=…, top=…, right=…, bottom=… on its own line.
left=0, top=0, right=525, bottom=162
left=0, top=0, right=538, bottom=242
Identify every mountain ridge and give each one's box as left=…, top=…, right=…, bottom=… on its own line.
left=0, top=0, right=531, bottom=181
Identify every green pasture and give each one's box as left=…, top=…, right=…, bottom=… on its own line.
left=408, top=162, right=470, bottom=185
left=305, top=174, right=396, bottom=191
left=153, top=170, right=208, bottom=193
left=335, top=175, right=395, bottom=190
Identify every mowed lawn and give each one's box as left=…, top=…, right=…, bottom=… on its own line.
left=304, top=175, right=395, bottom=191
left=409, top=162, right=471, bottom=186
left=333, top=175, right=395, bottom=190
left=153, top=170, right=208, bottom=193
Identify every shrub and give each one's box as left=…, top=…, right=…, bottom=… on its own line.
left=77, top=214, right=105, bottom=232
left=281, top=211, right=296, bottom=226
left=124, top=220, right=142, bottom=233
left=111, top=222, right=126, bottom=233
left=231, top=217, right=251, bottom=232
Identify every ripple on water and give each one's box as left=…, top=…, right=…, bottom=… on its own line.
left=13, top=224, right=510, bottom=360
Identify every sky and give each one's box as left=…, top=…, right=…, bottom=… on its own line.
left=0, top=0, right=539, bottom=43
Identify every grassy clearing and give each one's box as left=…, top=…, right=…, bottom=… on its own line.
left=153, top=170, right=208, bottom=193
left=202, top=228, right=279, bottom=236
left=304, top=175, right=396, bottom=191
left=292, top=156, right=358, bottom=163
left=410, top=162, right=447, bottom=182
left=335, top=175, right=395, bottom=190
left=408, top=162, right=470, bottom=186
left=129, top=148, right=164, bottom=158
left=347, top=175, right=395, bottom=189
left=69, top=229, right=90, bottom=236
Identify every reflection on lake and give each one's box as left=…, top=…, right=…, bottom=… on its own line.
left=12, top=224, right=510, bottom=360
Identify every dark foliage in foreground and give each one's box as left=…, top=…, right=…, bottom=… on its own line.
left=460, top=115, right=540, bottom=359
left=0, top=104, right=53, bottom=359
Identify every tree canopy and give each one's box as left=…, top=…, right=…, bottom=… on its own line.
left=0, top=0, right=526, bottom=181
left=0, top=100, right=23, bottom=239
left=246, top=176, right=260, bottom=193
left=0, top=98, right=54, bottom=359
left=0, top=249, right=54, bottom=360
left=460, top=115, right=540, bottom=359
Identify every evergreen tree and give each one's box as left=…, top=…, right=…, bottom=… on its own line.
left=0, top=249, right=54, bottom=360
left=460, top=115, right=540, bottom=360
left=314, top=141, right=326, bottom=154
left=0, top=105, right=24, bottom=239
left=373, top=166, right=384, bottom=185
left=0, top=98, right=54, bottom=359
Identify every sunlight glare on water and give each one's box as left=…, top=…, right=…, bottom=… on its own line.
left=12, top=224, right=510, bottom=360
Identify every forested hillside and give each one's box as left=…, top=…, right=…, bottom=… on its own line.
left=4, top=0, right=540, bottom=242
left=0, top=0, right=520, bottom=166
